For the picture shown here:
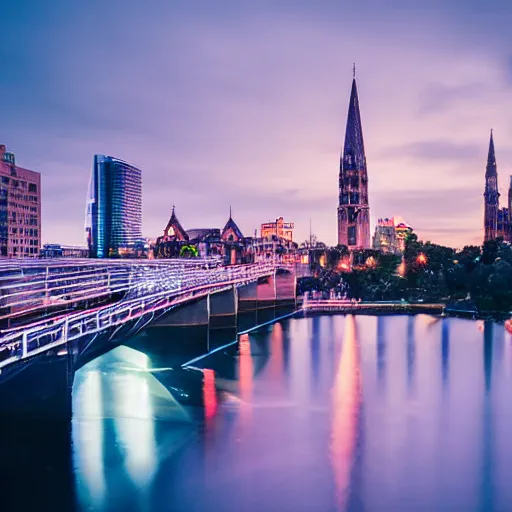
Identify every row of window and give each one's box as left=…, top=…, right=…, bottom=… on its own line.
left=9, top=238, right=39, bottom=246
left=9, top=193, right=38, bottom=203
left=10, top=227, right=38, bottom=236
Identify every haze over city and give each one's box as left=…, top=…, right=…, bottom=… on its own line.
left=2, top=0, right=511, bottom=247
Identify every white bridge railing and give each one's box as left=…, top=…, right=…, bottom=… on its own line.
left=0, top=259, right=291, bottom=370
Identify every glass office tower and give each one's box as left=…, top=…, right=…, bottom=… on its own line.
left=85, top=155, right=143, bottom=258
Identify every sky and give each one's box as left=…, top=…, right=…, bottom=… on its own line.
left=1, top=0, right=511, bottom=249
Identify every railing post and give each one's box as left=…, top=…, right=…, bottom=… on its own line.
left=21, top=332, right=28, bottom=358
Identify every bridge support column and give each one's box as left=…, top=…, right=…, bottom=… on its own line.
left=275, top=268, right=297, bottom=317
left=237, top=281, right=259, bottom=332
left=145, top=296, right=210, bottom=357
left=256, top=273, right=277, bottom=325
left=208, top=286, right=238, bottom=351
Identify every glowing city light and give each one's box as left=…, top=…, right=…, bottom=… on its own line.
left=416, top=253, right=427, bottom=265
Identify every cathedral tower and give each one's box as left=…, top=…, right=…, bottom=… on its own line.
left=484, top=130, right=499, bottom=242
left=337, top=67, right=370, bottom=249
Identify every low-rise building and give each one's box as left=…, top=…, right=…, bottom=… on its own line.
left=261, top=217, right=294, bottom=242
left=373, top=217, right=412, bottom=254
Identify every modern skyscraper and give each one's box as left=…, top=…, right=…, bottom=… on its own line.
left=337, top=67, right=370, bottom=249
left=484, top=130, right=499, bottom=242
left=0, top=145, right=41, bottom=258
left=86, top=155, right=143, bottom=258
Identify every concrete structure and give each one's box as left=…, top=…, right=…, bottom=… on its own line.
left=261, top=217, right=294, bottom=242
left=0, top=145, right=41, bottom=258
left=337, top=67, right=370, bottom=250
left=86, top=154, right=144, bottom=258
left=484, top=130, right=512, bottom=242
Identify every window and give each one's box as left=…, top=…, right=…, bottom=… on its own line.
left=348, top=226, right=357, bottom=246
left=28, top=183, right=37, bottom=193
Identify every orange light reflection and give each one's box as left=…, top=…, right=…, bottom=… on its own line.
left=330, top=315, right=362, bottom=511
left=203, top=369, right=218, bottom=423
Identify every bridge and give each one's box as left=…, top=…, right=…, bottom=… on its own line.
left=0, top=258, right=296, bottom=381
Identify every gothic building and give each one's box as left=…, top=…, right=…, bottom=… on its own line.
left=154, top=206, right=298, bottom=264
left=337, top=68, right=370, bottom=250
left=484, top=131, right=512, bottom=243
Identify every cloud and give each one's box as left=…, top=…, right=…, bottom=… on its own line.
left=1, top=0, right=512, bottom=248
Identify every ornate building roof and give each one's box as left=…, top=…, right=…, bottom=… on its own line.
left=221, top=208, right=244, bottom=242
left=162, top=206, right=188, bottom=242
left=341, top=77, right=366, bottom=172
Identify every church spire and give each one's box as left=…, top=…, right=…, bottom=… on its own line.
left=484, top=130, right=499, bottom=242
left=337, top=67, right=370, bottom=250
left=487, top=129, right=496, bottom=173
left=342, top=75, right=366, bottom=172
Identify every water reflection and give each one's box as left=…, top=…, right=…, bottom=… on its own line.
left=376, top=316, right=386, bottom=388
left=72, top=346, right=192, bottom=512
left=406, top=316, right=415, bottom=394
left=66, top=315, right=512, bottom=512
left=441, top=319, right=450, bottom=390
left=330, top=316, right=362, bottom=510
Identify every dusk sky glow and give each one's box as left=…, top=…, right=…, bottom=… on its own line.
left=2, top=0, right=511, bottom=248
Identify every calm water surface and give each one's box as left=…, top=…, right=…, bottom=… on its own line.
left=71, top=315, right=512, bottom=511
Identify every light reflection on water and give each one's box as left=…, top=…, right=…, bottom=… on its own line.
left=71, top=315, right=512, bottom=511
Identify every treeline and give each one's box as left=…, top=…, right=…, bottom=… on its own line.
left=298, top=236, right=512, bottom=313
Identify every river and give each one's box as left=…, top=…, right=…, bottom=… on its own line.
left=14, top=314, right=512, bottom=511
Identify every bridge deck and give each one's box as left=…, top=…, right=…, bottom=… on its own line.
left=0, top=259, right=293, bottom=370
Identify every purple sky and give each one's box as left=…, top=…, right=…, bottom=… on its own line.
left=1, top=0, right=511, bottom=248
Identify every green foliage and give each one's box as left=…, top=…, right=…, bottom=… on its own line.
left=180, top=244, right=199, bottom=258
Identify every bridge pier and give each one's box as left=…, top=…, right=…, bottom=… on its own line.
left=208, top=286, right=238, bottom=351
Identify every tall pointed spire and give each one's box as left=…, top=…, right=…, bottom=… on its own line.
left=342, top=76, right=367, bottom=173
left=487, top=129, right=496, bottom=172
left=337, top=67, right=370, bottom=250
left=484, top=130, right=499, bottom=242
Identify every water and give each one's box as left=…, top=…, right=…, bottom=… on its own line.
left=7, top=314, right=512, bottom=511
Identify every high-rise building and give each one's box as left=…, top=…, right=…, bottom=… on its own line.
left=337, top=67, right=370, bottom=250
left=86, top=154, right=143, bottom=258
left=0, top=145, right=41, bottom=258
left=483, top=131, right=512, bottom=243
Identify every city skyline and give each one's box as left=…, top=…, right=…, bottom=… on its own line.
left=2, top=1, right=511, bottom=249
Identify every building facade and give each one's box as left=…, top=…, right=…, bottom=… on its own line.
left=0, top=145, right=41, bottom=258
left=86, top=154, right=143, bottom=258
left=261, top=217, right=294, bottom=242
left=154, top=207, right=298, bottom=264
left=372, top=217, right=412, bottom=254
left=337, top=69, right=370, bottom=250
left=41, top=244, right=89, bottom=258
left=483, top=131, right=512, bottom=243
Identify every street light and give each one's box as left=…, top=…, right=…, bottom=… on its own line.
left=416, top=253, right=427, bottom=265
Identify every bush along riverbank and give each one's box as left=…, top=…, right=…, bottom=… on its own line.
left=297, top=236, right=512, bottom=319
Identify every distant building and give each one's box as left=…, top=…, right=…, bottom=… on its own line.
left=373, top=217, right=412, bottom=254
left=0, top=145, right=41, bottom=258
left=85, top=154, right=143, bottom=258
left=154, top=207, right=297, bottom=264
left=260, top=217, right=294, bottom=242
left=484, top=131, right=512, bottom=242
left=337, top=67, right=371, bottom=250
left=41, top=244, right=89, bottom=258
